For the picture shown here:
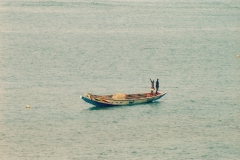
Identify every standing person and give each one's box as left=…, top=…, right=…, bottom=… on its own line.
left=150, top=78, right=155, bottom=96
left=156, top=79, right=159, bottom=94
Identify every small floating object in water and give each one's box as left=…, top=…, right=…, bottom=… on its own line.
left=140, top=47, right=143, bottom=50
left=26, top=105, right=30, bottom=108
left=236, top=55, right=240, bottom=58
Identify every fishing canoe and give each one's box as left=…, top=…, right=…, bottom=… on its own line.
left=81, top=92, right=166, bottom=107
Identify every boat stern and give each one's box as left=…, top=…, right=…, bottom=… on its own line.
left=81, top=93, right=113, bottom=107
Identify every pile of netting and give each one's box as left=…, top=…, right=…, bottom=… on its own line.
left=112, top=93, right=126, bottom=100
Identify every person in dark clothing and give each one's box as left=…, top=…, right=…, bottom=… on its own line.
left=156, top=79, right=159, bottom=94
left=150, top=78, right=155, bottom=95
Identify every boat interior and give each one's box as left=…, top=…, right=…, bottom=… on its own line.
left=89, top=92, right=162, bottom=100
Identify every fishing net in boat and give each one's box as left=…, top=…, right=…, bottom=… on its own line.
left=112, top=93, right=126, bottom=100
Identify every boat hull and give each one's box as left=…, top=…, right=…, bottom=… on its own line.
left=81, top=92, right=166, bottom=107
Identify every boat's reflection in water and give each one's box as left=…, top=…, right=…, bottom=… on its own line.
left=88, top=101, right=162, bottom=110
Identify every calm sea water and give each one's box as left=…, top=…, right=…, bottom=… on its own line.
left=0, top=0, right=239, bottom=159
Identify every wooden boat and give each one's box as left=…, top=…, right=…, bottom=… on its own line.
left=81, top=92, right=166, bottom=107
